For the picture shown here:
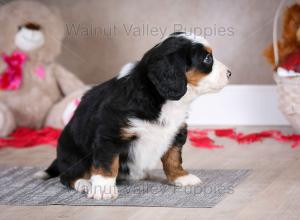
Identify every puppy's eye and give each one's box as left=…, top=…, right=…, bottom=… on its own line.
left=203, top=54, right=213, bottom=65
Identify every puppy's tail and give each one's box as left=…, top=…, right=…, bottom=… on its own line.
left=33, top=159, right=60, bottom=180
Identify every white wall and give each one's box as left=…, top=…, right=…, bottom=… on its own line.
left=187, top=85, right=289, bottom=126
left=38, top=0, right=281, bottom=85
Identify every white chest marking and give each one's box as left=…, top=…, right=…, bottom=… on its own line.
left=127, top=99, right=190, bottom=180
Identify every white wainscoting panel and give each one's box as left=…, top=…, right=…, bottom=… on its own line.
left=187, top=85, right=289, bottom=126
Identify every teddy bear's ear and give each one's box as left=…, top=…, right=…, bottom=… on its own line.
left=263, top=43, right=276, bottom=67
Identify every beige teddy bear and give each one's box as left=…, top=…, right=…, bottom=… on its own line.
left=0, top=0, right=89, bottom=137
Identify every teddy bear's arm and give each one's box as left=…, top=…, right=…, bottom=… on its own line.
left=0, top=102, right=16, bottom=137
left=263, top=43, right=276, bottom=67
left=53, top=64, right=85, bottom=96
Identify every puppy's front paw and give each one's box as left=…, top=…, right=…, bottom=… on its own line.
left=87, top=184, right=118, bottom=200
left=173, top=174, right=202, bottom=187
left=87, top=175, right=118, bottom=200
left=74, top=179, right=91, bottom=193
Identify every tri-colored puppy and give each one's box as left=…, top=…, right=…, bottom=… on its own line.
left=36, top=32, right=231, bottom=200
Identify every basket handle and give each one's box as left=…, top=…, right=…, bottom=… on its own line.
left=273, top=0, right=289, bottom=66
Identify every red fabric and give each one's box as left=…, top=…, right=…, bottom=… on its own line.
left=1, top=127, right=299, bottom=150
left=188, top=129, right=223, bottom=149
left=0, top=51, right=27, bottom=90
left=189, top=128, right=300, bottom=149
left=0, top=127, right=62, bottom=148
left=280, top=48, right=300, bottom=73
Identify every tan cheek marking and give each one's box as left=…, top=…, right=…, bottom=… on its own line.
left=161, top=147, right=188, bottom=182
left=91, top=156, right=119, bottom=177
left=186, top=69, right=207, bottom=86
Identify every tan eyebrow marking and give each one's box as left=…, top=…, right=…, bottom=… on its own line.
left=205, top=46, right=212, bottom=54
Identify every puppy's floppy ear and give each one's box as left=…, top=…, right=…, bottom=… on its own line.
left=148, top=54, right=187, bottom=100
left=144, top=37, right=191, bottom=100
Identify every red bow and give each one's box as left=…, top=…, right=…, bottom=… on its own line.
left=281, top=48, right=300, bottom=73
left=0, top=51, right=27, bottom=90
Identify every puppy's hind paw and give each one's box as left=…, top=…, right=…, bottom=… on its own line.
left=33, top=171, right=50, bottom=180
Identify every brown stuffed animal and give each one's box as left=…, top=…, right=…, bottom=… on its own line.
left=263, top=4, right=300, bottom=67
left=0, top=0, right=89, bottom=137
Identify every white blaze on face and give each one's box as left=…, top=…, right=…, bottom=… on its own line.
left=15, top=27, right=45, bottom=51
left=194, top=58, right=229, bottom=95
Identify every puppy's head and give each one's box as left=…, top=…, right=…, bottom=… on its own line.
left=142, top=32, right=231, bottom=100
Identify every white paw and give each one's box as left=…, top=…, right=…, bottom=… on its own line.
left=74, top=179, right=91, bottom=193
left=173, top=174, right=202, bottom=186
left=33, top=171, right=50, bottom=180
left=87, top=175, right=118, bottom=200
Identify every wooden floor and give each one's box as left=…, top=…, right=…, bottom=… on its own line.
left=1, top=126, right=300, bottom=220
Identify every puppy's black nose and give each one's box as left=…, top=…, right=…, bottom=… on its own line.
left=226, top=70, right=232, bottom=79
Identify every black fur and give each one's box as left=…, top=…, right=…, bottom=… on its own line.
left=172, top=123, right=188, bottom=149
left=44, top=33, right=214, bottom=187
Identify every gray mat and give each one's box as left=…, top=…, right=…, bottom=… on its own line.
left=0, top=167, right=250, bottom=208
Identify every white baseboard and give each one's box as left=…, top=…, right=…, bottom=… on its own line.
left=187, top=85, right=289, bottom=126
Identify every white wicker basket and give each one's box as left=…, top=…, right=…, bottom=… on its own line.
left=274, top=75, right=300, bottom=131
left=273, top=0, right=300, bottom=132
